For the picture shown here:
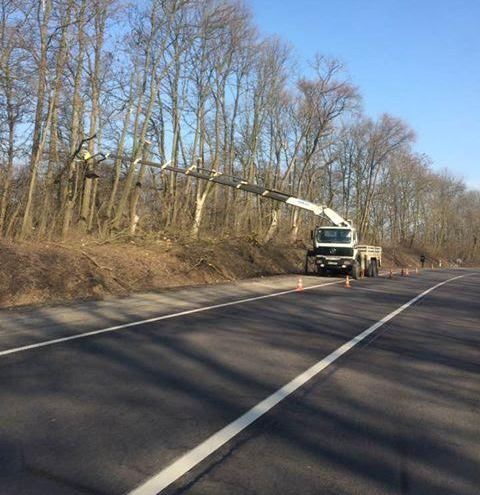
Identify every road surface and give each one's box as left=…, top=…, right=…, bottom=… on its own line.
left=0, top=269, right=478, bottom=494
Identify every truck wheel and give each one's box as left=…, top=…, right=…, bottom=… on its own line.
left=367, top=262, right=374, bottom=277
left=304, top=255, right=312, bottom=275
left=351, top=262, right=360, bottom=280
left=316, top=266, right=326, bottom=276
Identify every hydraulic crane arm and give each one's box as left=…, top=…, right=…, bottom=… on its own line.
left=82, top=151, right=352, bottom=228
left=285, top=198, right=351, bottom=227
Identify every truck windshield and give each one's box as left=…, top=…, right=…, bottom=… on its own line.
left=316, top=229, right=352, bottom=244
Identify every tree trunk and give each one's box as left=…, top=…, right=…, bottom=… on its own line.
left=19, top=0, right=52, bottom=239
left=191, top=181, right=214, bottom=239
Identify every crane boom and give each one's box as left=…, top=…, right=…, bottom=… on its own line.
left=80, top=150, right=385, bottom=281
left=84, top=152, right=352, bottom=228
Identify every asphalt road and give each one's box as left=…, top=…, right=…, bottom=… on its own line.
left=0, top=269, right=478, bottom=495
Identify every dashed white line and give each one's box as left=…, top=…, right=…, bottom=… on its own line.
left=128, top=273, right=469, bottom=495
left=0, top=279, right=342, bottom=358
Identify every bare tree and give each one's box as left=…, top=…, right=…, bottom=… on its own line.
left=0, top=0, right=476, bottom=263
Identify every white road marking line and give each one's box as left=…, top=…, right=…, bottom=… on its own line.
left=128, top=273, right=469, bottom=495
left=0, top=279, right=342, bottom=358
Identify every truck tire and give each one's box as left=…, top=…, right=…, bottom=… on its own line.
left=351, top=262, right=360, bottom=280
left=304, top=254, right=313, bottom=275
left=367, top=262, right=374, bottom=277
left=317, top=266, right=326, bottom=276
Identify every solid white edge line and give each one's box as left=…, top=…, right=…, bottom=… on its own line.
left=127, top=273, right=470, bottom=495
left=0, top=279, right=342, bottom=357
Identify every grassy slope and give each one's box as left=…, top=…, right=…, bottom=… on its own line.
left=0, top=238, right=444, bottom=309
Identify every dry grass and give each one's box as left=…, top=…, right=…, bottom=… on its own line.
left=0, top=238, right=305, bottom=309
left=0, top=238, right=455, bottom=309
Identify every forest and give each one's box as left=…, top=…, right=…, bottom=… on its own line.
left=0, top=0, right=479, bottom=262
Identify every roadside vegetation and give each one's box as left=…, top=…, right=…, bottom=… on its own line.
left=0, top=0, right=478, bottom=306
left=0, top=237, right=435, bottom=308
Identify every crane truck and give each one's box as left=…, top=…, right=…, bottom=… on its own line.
left=81, top=151, right=382, bottom=279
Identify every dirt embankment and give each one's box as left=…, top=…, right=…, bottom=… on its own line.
left=0, top=238, right=306, bottom=309
left=0, top=238, right=448, bottom=309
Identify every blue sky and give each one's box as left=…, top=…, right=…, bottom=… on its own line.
left=249, top=0, right=480, bottom=190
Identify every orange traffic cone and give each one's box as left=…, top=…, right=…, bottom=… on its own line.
left=345, top=275, right=351, bottom=288
left=296, top=277, right=304, bottom=291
